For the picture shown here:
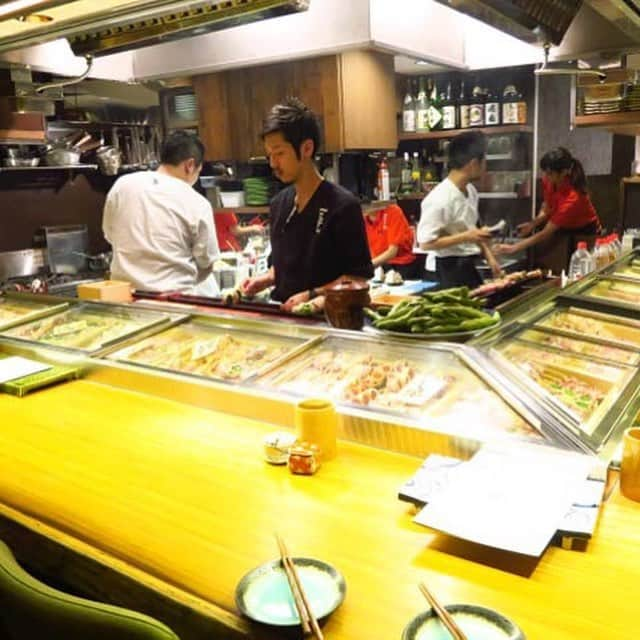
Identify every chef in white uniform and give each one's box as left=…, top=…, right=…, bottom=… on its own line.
left=103, top=130, right=219, bottom=296
left=417, top=130, right=502, bottom=289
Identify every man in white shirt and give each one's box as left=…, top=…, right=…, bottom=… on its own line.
left=417, top=131, right=502, bottom=289
left=103, top=130, right=219, bottom=295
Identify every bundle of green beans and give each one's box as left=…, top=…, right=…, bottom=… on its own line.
left=364, top=286, right=500, bottom=334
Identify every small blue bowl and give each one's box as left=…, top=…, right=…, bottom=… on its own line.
left=402, top=604, right=525, bottom=640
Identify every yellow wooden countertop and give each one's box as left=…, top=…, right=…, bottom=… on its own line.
left=0, top=380, right=639, bottom=639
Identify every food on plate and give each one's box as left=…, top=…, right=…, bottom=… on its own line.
left=2, top=306, right=157, bottom=351
left=367, top=286, right=499, bottom=335
left=261, top=340, right=539, bottom=439
left=518, top=329, right=638, bottom=365
left=384, top=269, right=404, bottom=285
left=112, top=324, right=294, bottom=381
left=291, top=296, right=324, bottom=316
left=538, top=309, right=640, bottom=347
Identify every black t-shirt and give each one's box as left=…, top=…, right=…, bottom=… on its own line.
left=269, top=181, right=373, bottom=302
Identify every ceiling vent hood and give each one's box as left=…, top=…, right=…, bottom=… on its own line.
left=434, top=0, right=583, bottom=45
left=0, top=0, right=309, bottom=56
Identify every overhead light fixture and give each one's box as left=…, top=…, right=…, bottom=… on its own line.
left=0, top=0, right=73, bottom=21
left=415, top=60, right=432, bottom=66
left=535, top=43, right=607, bottom=82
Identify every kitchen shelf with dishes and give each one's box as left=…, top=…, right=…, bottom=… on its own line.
left=398, top=124, right=532, bottom=142
left=397, top=191, right=527, bottom=202
left=0, top=164, right=98, bottom=172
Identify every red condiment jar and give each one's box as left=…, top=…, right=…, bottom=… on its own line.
left=323, top=279, right=370, bottom=330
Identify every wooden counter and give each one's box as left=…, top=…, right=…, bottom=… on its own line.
left=0, top=380, right=638, bottom=639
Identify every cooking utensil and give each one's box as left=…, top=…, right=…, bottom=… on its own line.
left=44, top=148, right=81, bottom=166
left=96, top=145, right=122, bottom=176
left=71, top=133, right=92, bottom=150
left=0, top=248, right=46, bottom=280
left=3, top=157, right=40, bottom=167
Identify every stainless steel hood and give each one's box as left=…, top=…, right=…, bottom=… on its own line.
left=435, top=0, right=583, bottom=45
left=0, top=0, right=309, bottom=56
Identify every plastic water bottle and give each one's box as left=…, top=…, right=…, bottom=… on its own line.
left=569, top=241, right=594, bottom=281
left=610, top=233, right=623, bottom=258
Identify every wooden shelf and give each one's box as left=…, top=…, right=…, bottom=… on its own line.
left=574, top=112, right=640, bottom=136
left=434, top=153, right=513, bottom=163
left=398, top=124, right=532, bottom=142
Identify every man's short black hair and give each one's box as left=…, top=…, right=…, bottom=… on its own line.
left=447, top=131, right=487, bottom=169
left=160, top=130, right=205, bottom=167
left=262, top=97, right=321, bottom=158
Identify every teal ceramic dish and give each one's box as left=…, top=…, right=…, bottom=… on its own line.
left=236, top=557, right=346, bottom=627
left=402, top=604, right=525, bottom=640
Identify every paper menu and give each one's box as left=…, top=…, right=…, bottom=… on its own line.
left=413, top=443, right=595, bottom=557
left=0, top=356, right=50, bottom=384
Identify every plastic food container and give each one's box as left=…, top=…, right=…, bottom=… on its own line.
left=220, top=191, right=245, bottom=207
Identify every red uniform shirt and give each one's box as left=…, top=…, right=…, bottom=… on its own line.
left=543, top=176, right=600, bottom=230
left=214, top=211, right=241, bottom=252
left=364, top=204, right=416, bottom=266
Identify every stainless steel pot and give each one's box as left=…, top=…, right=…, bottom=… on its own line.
left=0, top=249, right=46, bottom=280
left=96, top=145, right=122, bottom=176
left=3, top=157, right=40, bottom=167
left=44, top=148, right=81, bottom=166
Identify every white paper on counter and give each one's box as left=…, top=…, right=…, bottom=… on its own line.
left=0, top=356, right=50, bottom=384
left=413, top=443, right=595, bottom=557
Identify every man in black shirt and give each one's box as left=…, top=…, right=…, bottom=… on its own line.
left=241, top=98, right=373, bottom=310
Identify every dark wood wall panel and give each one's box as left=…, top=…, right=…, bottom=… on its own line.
left=0, top=172, right=113, bottom=253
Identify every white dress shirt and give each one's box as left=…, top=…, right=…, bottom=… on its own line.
left=417, top=178, right=481, bottom=258
left=103, top=171, right=220, bottom=295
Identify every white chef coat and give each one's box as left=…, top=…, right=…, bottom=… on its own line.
left=417, top=178, right=481, bottom=258
left=103, top=171, right=220, bottom=295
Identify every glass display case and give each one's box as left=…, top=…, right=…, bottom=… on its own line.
left=258, top=335, right=543, bottom=443
left=579, top=277, right=640, bottom=306
left=107, top=318, right=312, bottom=383
left=0, top=294, right=68, bottom=331
left=0, top=302, right=175, bottom=354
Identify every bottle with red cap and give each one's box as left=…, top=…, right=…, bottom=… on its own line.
left=592, top=238, right=610, bottom=270
left=569, top=241, right=594, bottom=281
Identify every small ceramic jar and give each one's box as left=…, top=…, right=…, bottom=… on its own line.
left=323, top=279, right=370, bottom=330
left=288, top=442, right=321, bottom=475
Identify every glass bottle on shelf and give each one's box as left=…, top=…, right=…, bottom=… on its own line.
left=402, top=78, right=417, bottom=133
left=416, top=77, right=430, bottom=132
left=484, top=85, right=500, bottom=126
left=411, top=151, right=422, bottom=191
left=441, top=82, right=457, bottom=130
left=427, top=79, right=443, bottom=130
left=399, top=152, right=413, bottom=194
left=502, top=84, right=527, bottom=124
left=422, top=154, right=438, bottom=183
left=458, top=81, right=470, bottom=129
left=469, top=83, right=485, bottom=128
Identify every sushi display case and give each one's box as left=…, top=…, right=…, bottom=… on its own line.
left=0, top=293, right=69, bottom=331
left=0, top=300, right=183, bottom=355
left=480, top=301, right=640, bottom=457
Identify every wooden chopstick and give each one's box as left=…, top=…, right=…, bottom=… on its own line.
left=276, top=534, right=324, bottom=639
left=419, top=582, right=467, bottom=640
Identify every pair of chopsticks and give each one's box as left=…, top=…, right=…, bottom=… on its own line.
left=276, top=534, right=324, bottom=639
left=419, top=582, right=468, bottom=640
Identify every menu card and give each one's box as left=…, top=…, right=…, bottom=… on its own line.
left=413, top=443, right=595, bottom=557
left=0, top=356, right=50, bottom=384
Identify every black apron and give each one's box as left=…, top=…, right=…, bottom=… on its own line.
left=435, top=255, right=482, bottom=290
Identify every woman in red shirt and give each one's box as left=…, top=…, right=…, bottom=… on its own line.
left=496, top=147, right=601, bottom=256
left=363, top=203, right=419, bottom=279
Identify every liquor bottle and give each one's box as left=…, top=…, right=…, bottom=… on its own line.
left=402, top=78, right=416, bottom=133
left=469, top=83, right=485, bottom=128
left=422, top=154, right=438, bottom=183
left=427, top=79, right=443, bottom=130
left=441, top=82, right=457, bottom=130
left=502, top=84, right=527, bottom=124
left=484, top=85, right=500, bottom=126
left=416, top=77, right=430, bottom=132
left=458, top=81, right=470, bottom=129
left=377, top=156, right=390, bottom=201
left=411, top=151, right=422, bottom=192
left=399, top=151, right=413, bottom=194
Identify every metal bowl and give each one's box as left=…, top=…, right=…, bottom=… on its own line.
left=44, top=148, right=81, bottom=166
left=3, top=157, right=40, bottom=167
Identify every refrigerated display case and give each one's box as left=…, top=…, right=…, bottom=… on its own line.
left=0, top=294, right=68, bottom=331
left=106, top=317, right=314, bottom=383
left=579, top=277, right=640, bottom=305
left=0, top=302, right=178, bottom=355
left=257, top=335, right=543, bottom=443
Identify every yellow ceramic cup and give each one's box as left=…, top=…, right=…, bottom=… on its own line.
left=294, top=398, right=338, bottom=461
left=620, top=427, right=640, bottom=502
